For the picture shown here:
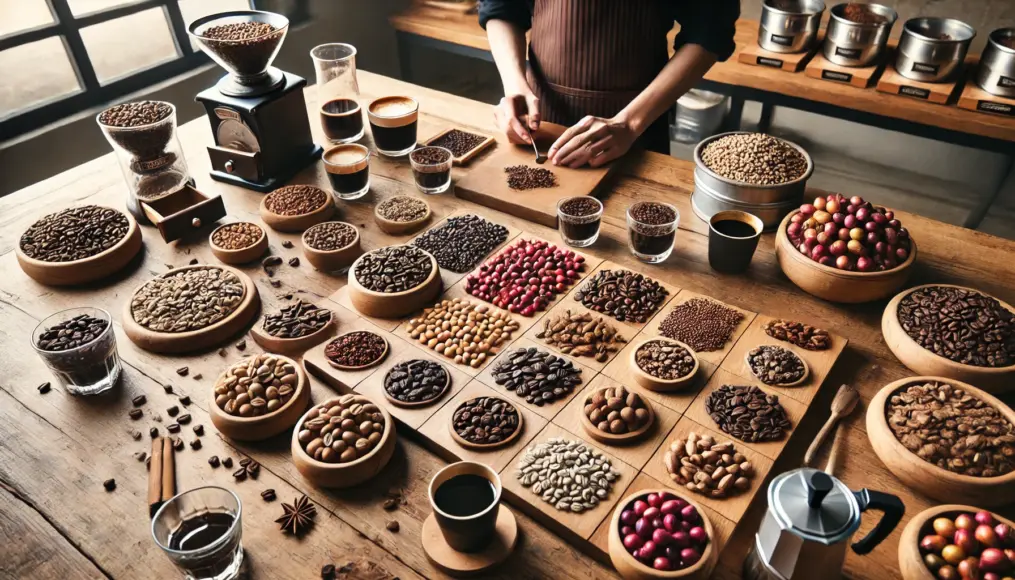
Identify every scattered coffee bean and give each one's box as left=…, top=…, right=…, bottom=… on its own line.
left=452, top=396, right=520, bottom=445
left=179, top=395, right=191, bottom=406
left=386, top=521, right=400, bottom=533
left=747, top=345, right=807, bottom=385
left=574, top=269, right=668, bottom=323
left=37, top=382, right=51, bottom=394
left=406, top=298, right=520, bottom=368
left=167, top=405, right=179, bottom=417
left=167, top=423, right=180, bottom=433
left=763, top=319, right=831, bottom=351
left=132, top=394, right=146, bottom=407
left=130, top=429, right=142, bottom=440
left=233, top=467, right=247, bottom=480
left=428, top=129, right=487, bottom=157
left=321, top=564, right=336, bottom=580
left=149, top=427, right=159, bottom=438
left=355, top=245, right=433, bottom=293
left=270, top=280, right=282, bottom=288
left=262, top=256, right=283, bottom=268
left=288, top=257, right=300, bottom=267
left=190, top=439, right=202, bottom=450
left=222, top=457, right=233, bottom=468
left=264, top=184, right=329, bottom=216
left=505, top=165, right=557, bottom=190
left=20, top=206, right=130, bottom=262
left=133, top=451, right=147, bottom=462
left=297, top=395, right=386, bottom=464
left=177, top=414, right=191, bottom=424
left=209, top=456, right=220, bottom=468
left=412, top=214, right=509, bottom=273
left=214, top=354, right=297, bottom=417
left=517, top=437, right=619, bottom=513
left=129, top=409, right=143, bottom=420
left=376, top=196, right=429, bottom=223
left=383, top=360, right=450, bottom=405
left=466, top=238, right=585, bottom=316
left=189, top=258, right=198, bottom=265
left=163, top=384, right=174, bottom=393
left=35, top=314, right=109, bottom=352
left=663, top=432, right=754, bottom=498
left=635, top=339, right=696, bottom=380
left=493, top=346, right=583, bottom=406
left=700, top=133, right=808, bottom=185
left=705, top=385, right=792, bottom=443
left=211, top=222, right=263, bottom=250
left=262, top=300, right=330, bottom=339
left=303, top=221, right=357, bottom=251
left=325, top=331, right=388, bottom=368
left=193, top=424, right=204, bottom=436
left=658, top=298, right=743, bottom=352
left=536, top=310, right=627, bottom=362
left=583, top=385, right=651, bottom=435
left=172, top=437, right=184, bottom=451
left=261, top=489, right=277, bottom=502
left=235, top=341, right=246, bottom=351
left=382, top=498, right=399, bottom=511
left=103, top=478, right=116, bottom=492
left=282, top=240, right=294, bottom=249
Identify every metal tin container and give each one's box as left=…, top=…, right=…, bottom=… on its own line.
left=822, top=3, right=897, bottom=67
left=758, top=0, right=826, bottom=54
left=896, top=18, right=976, bottom=83
left=691, top=180, right=801, bottom=232
left=693, top=132, right=813, bottom=205
left=976, top=28, right=1015, bottom=98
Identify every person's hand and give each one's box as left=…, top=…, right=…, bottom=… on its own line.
left=494, top=91, right=540, bottom=144
left=548, top=115, right=639, bottom=168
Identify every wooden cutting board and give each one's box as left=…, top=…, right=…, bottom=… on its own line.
left=454, top=122, right=618, bottom=228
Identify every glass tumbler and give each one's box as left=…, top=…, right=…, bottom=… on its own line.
left=556, top=196, right=603, bottom=247
left=626, top=201, right=679, bottom=263
left=311, top=43, right=363, bottom=143
left=152, top=487, right=243, bottom=580
left=409, top=146, right=453, bottom=194
left=32, top=307, right=121, bottom=395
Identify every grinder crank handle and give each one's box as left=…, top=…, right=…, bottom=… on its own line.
left=850, top=489, right=905, bottom=555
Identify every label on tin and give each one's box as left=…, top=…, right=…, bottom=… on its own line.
left=977, top=100, right=1015, bottom=116
left=822, top=70, right=853, bottom=83
left=899, top=86, right=931, bottom=99
left=999, top=76, right=1015, bottom=88
left=911, top=62, right=940, bottom=75
left=770, top=34, right=794, bottom=47
left=757, top=56, right=784, bottom=68
left=834, top=46, right=863, bottom=60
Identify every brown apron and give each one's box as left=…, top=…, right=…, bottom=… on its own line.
left=526, top=0, right=673, bottom=154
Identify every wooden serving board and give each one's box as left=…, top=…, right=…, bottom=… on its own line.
left=455, top=122, right=619, bottom=229
left=876, top=63, right=963, bottom=105
left=804, top=51, right=886, bottom=89
left=301, top=209, right=849, bottom=574
left=957, top=80, right=1015, bottom=118
left=738, top=41, right=820, bottom=73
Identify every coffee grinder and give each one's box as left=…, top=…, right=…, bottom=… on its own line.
left=189, top=10, right=321, bottom=192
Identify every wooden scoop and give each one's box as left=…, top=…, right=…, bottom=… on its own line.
left=803, top=384, right=859, bottom=469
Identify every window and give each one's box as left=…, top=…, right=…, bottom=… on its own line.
left=0, top=0, right=308, bottom=140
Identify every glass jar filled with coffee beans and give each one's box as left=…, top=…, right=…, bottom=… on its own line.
left=409, top=146, right=453, bottom=194
left=627, top=201, right=679, bottom=263
left=32, top=307, right=121, bottom=395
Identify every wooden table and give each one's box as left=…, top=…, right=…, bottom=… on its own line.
left=389, top=7, right=1015, bottom=229
left=3, top=70, right=1015, bottom=580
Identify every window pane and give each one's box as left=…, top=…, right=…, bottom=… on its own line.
left=179, top=0, right=252, bottom=50
left=0, top=0, right=54, bottom=37
left=80, top=7, right=179, bottom=84
left=0, top=37, right=81, bottom=118
left=67, top=0, right=136, bottom=17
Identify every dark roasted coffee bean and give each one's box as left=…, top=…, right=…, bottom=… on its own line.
left=235, top=341, right=246, bottom=351
left=38, top=382, right=51, bottom=394
left=246, top=461, right=260, bottom=478
left=129, top=409, right=143, bottom=420
left=492, top=346, right=583, bottom=406
left=354, top=246, right=433, bottom=293
left=282, top=240, right=294, bottom=249
left=149, top=427, right=159, bottom=438
left=658, top=298, right=743, bottom=352
left=192, top=374, right=202, bottom=380
left=208, top=455, right=220, bottom=468
left=262, top=256, right=283, bottom=268
left=189, top=439, right=201, bottom=450
left=133, top=451, right=147, bottom=462
left=321, top=564, right=337, bottom=579
left=452, top=396, right=520, bottom=445
left=20, top=206, right=130, bottom=263
left=261, top=488, right=277, bottom=502
left=262, top=301, right=331, bottom=339
left=574, top=269, right=669, bottom=323
left=35, top=314, right=110, bottom=352
left=386, top=520, right=400, bottom=532
left=179, top=395, right=191, bottom=406
left=130, top=429, right=142, bottom=440
left=382, top=498, right=399, bottom=511
left=704, top=385, right=792, bottom=443
left=176, top=367, right=188, bottom=376
left=172, top=437, right=184, bottom=451
left=103, top=478, right=116, bottom=491
left=288, top=257, right=300, bottom=267
left=167, top=405, right=179, bottom=417
left=163, top=384, right=173, bottom=393
left=233, top=467, right=247, bottom=480
left=177, top=414, right=191, bottom=424
left=132, top=395, right=146, bottom=407
left=222, top=457, right=233, bottom=468
left=193, top=424, right=204, bottom=436
left=167, top=423, right=180, bottom=433
left=412, top=214, right=509, bottom=273
left=383, top=359, right=449, bottom=404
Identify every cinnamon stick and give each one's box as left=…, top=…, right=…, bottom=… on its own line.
left=148, top=437, right=164, bottom=518
left=161, top=436, right=176, bottom=503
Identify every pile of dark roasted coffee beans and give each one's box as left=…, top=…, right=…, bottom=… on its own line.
left=265, top=185, right=329, bottom=216
left=429, top=129, right=487, bottom=157
left=20, top=206, right=129, bottom=262
left=36, top=314, right=109, bottom=351
left=324, top=331, right=387, bottom=368
left=199, top=21, right=282, bottom=75
left=98, top=100, right=173, bottom=158
left=412, top=214, right=508, bottom=273
left=409, top=146, right=451, bottom=166
left=303, top=222, right=357, bottom=251
left=492, top=346, right=583, bottom=406
left=98, top=100, right=172, bottom=127
left=574, top=269, right=669, bottom=323
left=354, top=246, right=433, bottom=293
left=262, top=301, right=330, bottom=339
left=705, top=385, right=792, bottom=443
left=452, top=396, right=520, bottom=445
left=383, top=359, right=449, bottom=405
left=658, top=298, right=743, bottom=352
left=505, top=165, right=557, bottom=190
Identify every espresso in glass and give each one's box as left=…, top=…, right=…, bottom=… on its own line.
left=368, top=96, right=418, bottom=157
left=323, top=143, right=370, bottom=200
left=320, top=98, right=364, bottom=143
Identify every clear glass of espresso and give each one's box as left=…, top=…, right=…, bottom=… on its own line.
left=32, top=307, right=121, bottom=395
left=311, top=43, right=363, bottom=144
left=322, top=143, right=370, bottom=200
left=409, top=146, right=453, bottom=194
left=367, top=96, right=418, bottom=157
left=557, top=196, right=603, bottom=247
left=319, top=98, right=363, bottom=144
left=428, top=461, right=502, bottom=553
left=152, top=486, right=243, bottom=580
left=627, top=201, right=679, bottom=263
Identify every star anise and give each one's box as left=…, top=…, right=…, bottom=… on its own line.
left=275, top=494, right=316, bottom=535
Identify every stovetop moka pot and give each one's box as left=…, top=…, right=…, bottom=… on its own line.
left=743, top=468, right=904, bottom=580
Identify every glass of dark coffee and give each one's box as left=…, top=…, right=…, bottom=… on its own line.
left=627, top=201, right=679, bottom=263
left=557, top=196, right=603, bottom=247
left=322, top=143, right=370, bottom=200
left=367, top=96, right=418, bottom=157
left=319, top=98, right=364, bottom=143
left=409, top=146, right=453, bottom=194
left=152, top=486, right=243, bottom=580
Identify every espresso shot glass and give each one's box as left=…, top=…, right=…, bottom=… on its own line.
left=627, top=201, right=679, bottom=263
left=152, top=486, right=243, bottom=580
left=320, top=98, right=364, bottom=144
left=367, top=96, right=418, bottom=157
left=557, top=196, right=603, bottom=247
left=708, top=210, right=764, bottom=273
left=409, top=146, right=453, bottom=194
left=322, top=143, right=370, bottom=200
left=428, top=461, right=502, bottom=553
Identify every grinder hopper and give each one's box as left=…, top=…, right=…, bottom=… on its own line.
left=189, top=10, right=289, bottom=97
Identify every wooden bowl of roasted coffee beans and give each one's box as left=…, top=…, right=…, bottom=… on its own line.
left=208, top=221, right=268, bottom=265
left=291, top=394, right=395, bottom=488
left=373, top=195, right=431, bottom=236
left=347, top=245, right=442, bottom=318
left=662, top=431, right=754, bottom=498
left=324, top=331, right=389, bottom=371
left=209, top=353, right=310, bottom=442
left=260, top=184, right=335, bottom=233
left=882, top=284, right=1015, bottom=394
left=301, top=221, right=361, bottom=272
left=16, top=205, right=143, bottom=286
left=450, top=395, right=524, bottom=450
left=630, top=338, right=700, bottom=392
left=382, top=359, right=451, bottom=408
left=580, top=385, right=655, bottom=444
left=250, top=300, right=334, bottom=354
left=866, top=376, right=1015, bottom=507
left=744, top=345, right=809, bottom=387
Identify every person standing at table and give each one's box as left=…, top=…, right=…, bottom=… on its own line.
left=479, top=0, right=739, bottom=167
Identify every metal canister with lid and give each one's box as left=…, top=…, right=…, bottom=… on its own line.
left=743, top=468, right=904, bottom=580
left=976, top=28, right=1015, bottom=98
left=758, top=0, right=826, bottom=54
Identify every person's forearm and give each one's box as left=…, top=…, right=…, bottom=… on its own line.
left=486, top=19, right=529, bottom=94
left=616, top=44, right=718, bottom=135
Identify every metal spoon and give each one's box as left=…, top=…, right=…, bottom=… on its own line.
left=802, top=384, right=860, bottom=469
left=524, top=128, right=547, bottom=164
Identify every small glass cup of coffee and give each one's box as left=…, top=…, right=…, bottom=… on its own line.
left=557, top=196, right=603, bottom=247
left=428, top=461, right=502, bottom=553
left=32, top=307, right=121, bottom=395
left=367, top=96, right=418, bottom=157
left=322, top=143, right=370, bottom=200
left=152, top=486, right=243, bottom=580
left=627, top=201, right=679, bottom=263
left=708, top=210, right=764, bottom=273
left=319, top=98, right=363, bottom=144
left=409, top=146, right=453, bottom=194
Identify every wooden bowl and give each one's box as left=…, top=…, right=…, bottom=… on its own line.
left=775, top=210, right=917, bottom=304
left=324, top=331, right=390, bottom=371
left=382, top=361, right=451, bottom=408
left=744, top=345, right=810, bottom=387
left=250, top=312, right=335, bottom=355
left=16, top=210, right=142, bottom=286
left=291, top=395, right=397, bottom=488
left=259, top=186, right=335, bottom=233
left=374, top=198, right=432, bottom=235
left=122, top=265, right=260, bottom=354
left=898, top=504, right=1015, bottom=580
left=629, top=338, right=700, bottom=392
left=866, top=376, right=1015, bottom=506
left=301, top=222, right=362, bottom=272
left=208, top=354, right=311, bottom=442
left=608, top=489, right=718, bottom=580
left=449, top=398, right=524, bottom=451
left=346, top=246, right=442, bottom=318
left=882, top=284, right=1015, bottom=394
left=208, top=222, right=268, bottom=265
left=579, top=387, right=656, bottom=445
